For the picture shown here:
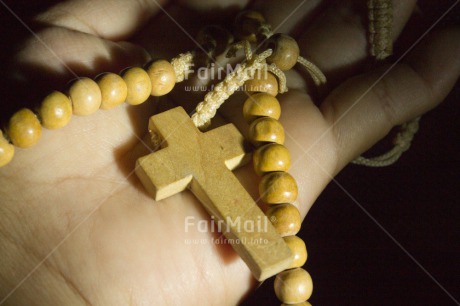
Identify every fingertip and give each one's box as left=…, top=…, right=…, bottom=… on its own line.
left=116, top=41, right=152, bottom=68
left=35, top=0, right=170, bottom=40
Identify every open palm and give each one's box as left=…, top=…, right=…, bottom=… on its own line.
left=1, top=0, right=459, bottom=305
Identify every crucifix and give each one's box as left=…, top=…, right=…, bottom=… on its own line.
left=135, top=107, right=292, bottom=281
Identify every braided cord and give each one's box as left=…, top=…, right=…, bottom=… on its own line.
left=368, top=0, right=393, bottom=60
left=352, top=1, right=420, bottom=167
left=352, top=117, right=420, bottom=167
left=297, top=56, right=327, bottom=86
left=192, top=49, right=273, bottom=129
left=171, top=52, right=194, bottom=83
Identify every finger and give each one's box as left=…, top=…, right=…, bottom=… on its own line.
left=35, top=0, right=169, bottom=40
left=297, top=0, right=417, bottom=85
left=178, top=0, right=250, bottom=12
left=4, top=26, right=150, bottom=118
left=15, top=27, right=150, bottom=78
left=320, top=27, right=460, bottom=172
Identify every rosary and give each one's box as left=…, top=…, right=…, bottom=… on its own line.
left=0, top=2, right=421, bottom=305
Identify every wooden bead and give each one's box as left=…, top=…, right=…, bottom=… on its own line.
left=284, top=236, right=308, bottom=269
left=281, top=302, right=312, bottom=306
left=259, top=172, right=298, bottom=204
left=249, top=117, right=284, bottom=146
left=265, top=33, right=300, bottom=71
left=234, top=10, right=265, bottom=42
left=266, top=203, right=301, bottom=236
left=274, top=268, right=313, bottom=304
left=8, top=109, right=42, bottom=148
left=97, top=73, right=128, bottom=110
left=39, top=91, right=72, bottom=129
left=253, top=143, right=291, bottom=175
left=69, top=77, right=102, bottom=116
left=122, top=67, right=152, bottom=105
left=244, top=71, right=278, bottom=96
left=0, top=130, right=14, bottom=167
left=243, top=92, right=281, bottom=124
left=146, top=60, right=176, bottom=96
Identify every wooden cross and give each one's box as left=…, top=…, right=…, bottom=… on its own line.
left=135, top=107, right=292, bottom=281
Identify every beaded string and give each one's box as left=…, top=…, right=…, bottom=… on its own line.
left=0, top=9, right=321, bottom=304
left=242, top=91, right=313, bottom=304
left=0, top=51, right=198, bottom=168
left=170, top=11, right=320, bottom=304
left=227, top=11, right=318, bottom=305
left=157, top=30, right=317, bottom=305
left=0, top=4, right=420, bottom=305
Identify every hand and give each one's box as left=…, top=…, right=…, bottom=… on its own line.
left=0, top=0, right=458, bottom=305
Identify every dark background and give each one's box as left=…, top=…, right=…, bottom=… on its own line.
left=244, top=2, right=460, bottom=305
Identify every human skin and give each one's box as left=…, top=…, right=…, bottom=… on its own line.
left=0, top=0, right=459, bottom=305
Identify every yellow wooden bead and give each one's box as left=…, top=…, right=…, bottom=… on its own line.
left=0, top=130, right=14, bottom=167
left=122, top=67, right=152, bottom=105
left=69, top=77, right=102, bottom=116
left=98, top=73, right=128, bottom=110
left=274, top=268, right=313, bottom=304
left=259, top=172, right=298, bottom=204
left=253, top=143, right=291, bottom=175
left=234, top=10, right=265, bottom=42
left=265, top=33, right=300, bottom=71
left=281, top=302, right=312, bottom=306
left=266, top=203, right=301, bottom=237
left=249, top=117, right=285, bottom=146
left=146, top=60, right=176, bottom=96
left=284, top=236, right=308, bottom=269
left=39, top=91, right=72, bottom=129
left=8, top=108, right=42, bottom=148
left=243, top=92, right=281, bottom=124
left=244, top=71, right=278, bottom=96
